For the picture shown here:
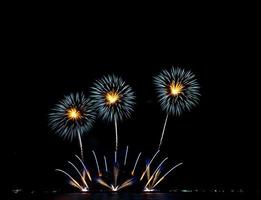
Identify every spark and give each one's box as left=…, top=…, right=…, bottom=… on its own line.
left=117, top=178, right=135, bottom=191
left=152, top=162, right=183, bottom=189
left=142, top=160, right=183, bottom=191
left=111, top=185, right=119, bottom=191
left=75, top=155, right=92, bottom=181
left=97, top=174, right=134, bottom=192
left=68, top=161, right=89, bottom=189
left=140, top=150, right=160, bottom=180
left=146, top=162, right=151, bottom=182
left=104, top=155, right=108, bottom=172
left=158, top=114, right=169, bottom=150
left=114, top=165, right=119, bottom=188
left=96, top=178, right=112, bottom=190
left=115, top=117, right=118, bottom=151
left=145, top=157, right=168, bottom=188
left=55, top=169, right=88, bottom=191
left=124, top=145, right=129, bottom=166
left=96, top=165, right=134, bottom=192
left=143, top=187, right=156, bottom=192
left=111, top=185, right=118, bottom=191
left=114, top=151, right=117, bottom=163
left=77, top=130, right=84, bottom=161
left=81, top=187, right=88, bottom=192
left=131, top=152, right=142, bottom=176
left=151, top=168, right=161, bottom=186
left=92, top=150, right=102, bottom=176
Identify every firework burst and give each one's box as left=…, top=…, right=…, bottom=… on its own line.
left=49, top=92, right=96, bottom=159
left=90, top=75, right=135, bottom=122
left=90, top=75, right=135, bottom=151
left=154, top=67, right=200, bottom=149
left=154, top=67, right=200, bottom=116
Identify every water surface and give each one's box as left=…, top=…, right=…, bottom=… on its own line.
left=9, top=192, right=254, bottom=200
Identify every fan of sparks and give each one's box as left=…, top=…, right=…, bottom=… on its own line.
left=56, top=146, right=182, bottom=192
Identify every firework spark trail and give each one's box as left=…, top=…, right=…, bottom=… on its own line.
left=97, top=172, right=134, bottom=191
left=158, top=114, right=169, bottom=150
left=92, top=148, right=137, bottom=191
left=114, top=116, right=118, bottom=151
left=92, top=150, right=102, bottom=176
left=77, top=130, right=84, bottom=161
left=114, top=151, right=117, bottom=163
left=151, top=169, right=161, bottom=186
left=55, top=169, right=85, bottom=191
left=104, top=155, right=108, bottom=172
left=70, top=181, right=88, bottom=192
left=131, top=152, right=142, bottom=176
left=146, top=163, right=151, bottom=183
left=113, top=166, right=119, bottom=188
left=75, top=155, right=92, bottom=181
left=68, top=161, right=89, bottom=189
left=152, top=162, right=183, bottom=189
left=124, top=145, right=129, bottom=166
left=140, top=150, right=160, bottom=180
left=145, top=157, right=168, bottom=188
left=96, top=178, right=112, bottom=190
left=117, top=178, right=135, bottom=190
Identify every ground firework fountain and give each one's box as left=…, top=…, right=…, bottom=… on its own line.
left=55, top=146, right=183, bottom=192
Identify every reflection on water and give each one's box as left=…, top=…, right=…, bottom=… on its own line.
left=9, top=192, right=251, bottom=200
left=52, top=193, right=177, bottom=200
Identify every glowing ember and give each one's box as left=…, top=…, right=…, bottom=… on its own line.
left=67, top=108, right=81, bottom=120
left=106, top=91, right=120, bottom=105
left=169, top=82, right=183, bottom=96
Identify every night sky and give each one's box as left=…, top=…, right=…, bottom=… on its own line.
left=6, top=11, right=259, bottom=193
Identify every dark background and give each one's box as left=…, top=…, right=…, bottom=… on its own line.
left=5, top=5, right=259, bottom=193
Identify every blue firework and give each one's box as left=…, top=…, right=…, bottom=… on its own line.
left=90, top=75, right=135, bottom=122
left=49, top=92, right=96, bottom=141
left=154, top=67, right=200, bottom=116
